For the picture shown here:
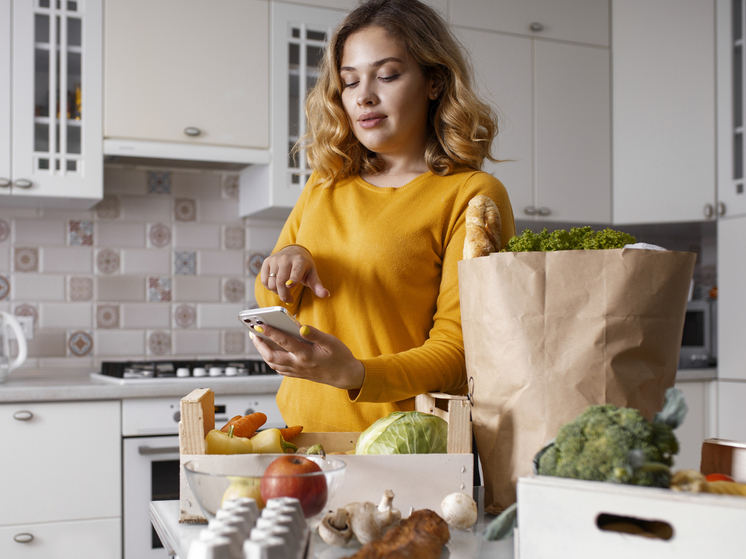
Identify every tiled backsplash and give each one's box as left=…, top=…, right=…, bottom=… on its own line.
left=0, top=165, right=284, bottom=370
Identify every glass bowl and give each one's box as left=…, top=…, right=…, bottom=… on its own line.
left=183, top=454, right=346, bottom=526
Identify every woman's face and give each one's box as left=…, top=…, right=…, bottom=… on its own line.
left=339, top=26, right=438, bottom=161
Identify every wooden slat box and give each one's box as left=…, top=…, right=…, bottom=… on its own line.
left=516, top=438, right=746, bottom=559
left=178, top=388, right=474, bottom=523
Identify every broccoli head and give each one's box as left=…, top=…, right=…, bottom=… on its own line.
left=501, top=227, right=636, bottom=252
left=537, top=403, right=678, bottom=488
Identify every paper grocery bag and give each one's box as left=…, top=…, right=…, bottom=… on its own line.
left=458, top=248, right=696, bottom=513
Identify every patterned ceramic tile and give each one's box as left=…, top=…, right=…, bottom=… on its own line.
left=149, top=223, right=171, bottom=248
left=148, top=276, right=172, bottom=302
left=68, top=220, right=94, bottom=246
left=174, top=198, right=197, bottom=222
left=0, top=274, right=9, bottom=300
left=246, top=252, right=266, bottom=276
left=174, top=251, right=196, bottom=275
left=222, top=174, right=240, bottom=199
left=96, top=304, right=120, bottom=329
left=96, top=248, right=120, bottom=274
left=148, top=171, right=172, bottom=194
left=0, top=219, right=10, bottom=242
left=223, top=277, right=245, bottom=302
left=14, top=247, right=39, bottom=272
left=69, top=276, right=93, bottom=301
left=224, top=226, right=245, bottom=250
left=174, top=304, right=196, bottom=328
left=14, top=303, right=38, bottom=327
left=148, top=330, right=171, bottom=355
left=95, top=195, right=121, bottom=220
left=223, top=330, right=245, bottom=354
left=67, top=330, right=93, bottom=357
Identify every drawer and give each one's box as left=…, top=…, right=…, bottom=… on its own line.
left=0, top=517, right=121, bottom=559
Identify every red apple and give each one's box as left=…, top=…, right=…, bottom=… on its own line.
left=260, top=455, right=328, bottom=517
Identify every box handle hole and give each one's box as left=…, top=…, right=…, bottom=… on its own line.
left=596, top=513, right=674, bottom=540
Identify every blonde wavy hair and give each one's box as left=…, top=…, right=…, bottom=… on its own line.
left=298, top=0, right=500, bottom=183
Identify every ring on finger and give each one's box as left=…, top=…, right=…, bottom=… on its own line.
left=269, top=272, right=277, bottom=278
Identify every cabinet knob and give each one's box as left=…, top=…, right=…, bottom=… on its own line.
left=13, top=533, right=34, bottom=544
left=184, top=127, right=202, bottom=137
left=537, top=207, right=552, bottom=216
left=703, top=203, right=714, bottom=219
left=718, top=201, right=726, bottom=217
left=523, top=206, right=537, bottom=216
left=530, top=22, right=544, bottom=32
left=0, top=178, right=11, bottom=188
left=13, top=410, right=34, bottom=421
left=13, top=179, right=32, bottom=189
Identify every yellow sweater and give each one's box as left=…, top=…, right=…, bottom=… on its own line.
left=254, top=168, right=515, bottom=432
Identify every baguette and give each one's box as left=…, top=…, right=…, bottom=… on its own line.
left=463, top=195, right=502, bottom=259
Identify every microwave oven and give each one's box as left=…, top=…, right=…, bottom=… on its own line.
left=678, top=299, right=717, bottom=369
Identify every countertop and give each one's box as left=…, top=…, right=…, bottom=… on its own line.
left=150, top=490, right=516, bottom=559
left=0, top=369, right=283, bottom=403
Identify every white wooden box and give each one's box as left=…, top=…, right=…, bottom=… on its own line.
left=178, top=389, right=474, bottom=523
left=517, top=439, right=746, bottom=559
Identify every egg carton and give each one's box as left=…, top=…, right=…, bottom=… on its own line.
left=188, top=497, right=311, bottom=559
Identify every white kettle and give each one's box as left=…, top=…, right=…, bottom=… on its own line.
left=0, top=311, right=28, bottom=383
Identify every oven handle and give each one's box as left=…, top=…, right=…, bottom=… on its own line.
left=138, top=445, right=181, bottom=456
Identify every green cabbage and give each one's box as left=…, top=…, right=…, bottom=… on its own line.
left=355, top=411, right=448, bottom=455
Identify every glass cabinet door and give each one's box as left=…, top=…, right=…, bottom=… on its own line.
left=11, top=0, right=102, bottom=205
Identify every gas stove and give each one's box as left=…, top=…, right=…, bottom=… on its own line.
left=90, top=358, right=276, bottom=385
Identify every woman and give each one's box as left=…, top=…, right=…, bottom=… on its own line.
left=252, top=0, right=515, bottom=433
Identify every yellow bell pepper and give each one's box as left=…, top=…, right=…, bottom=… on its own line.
left=205, top=425, right=254, bottom=454
left=250, top=428, right=298, bottom=454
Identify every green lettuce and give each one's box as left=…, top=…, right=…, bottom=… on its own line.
left=355, top=411, right=448, bottom=455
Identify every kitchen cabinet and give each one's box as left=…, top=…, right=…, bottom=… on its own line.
left=717, top=215, right=746, bottom=381
left=674, top=379, right=717, bottom=471
left=103, top=0, right=269, bottom=165
left=1, top=0, right=102, bottom=209
left=612, top=0, right=717, bottom=225
left=239, top=2, right=345, bottom=218
left=450, top=0, right=609, bottom=47
left=717, top=380, right=746, bottom=442
left=0, top=401, right=121, bottom=558
left=717, top=0, right=746, bottom=219
left=459, top=27, right=611, bottom=223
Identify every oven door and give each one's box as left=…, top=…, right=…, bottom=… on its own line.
left=123, top=435, right=180, bottom=559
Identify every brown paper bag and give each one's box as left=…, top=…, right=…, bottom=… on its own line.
left=458, top=248, right=696, bottom=513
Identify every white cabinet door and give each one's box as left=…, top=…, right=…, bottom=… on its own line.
left=0, top=0, right=10, bottom=199
left=534, top=40, right=611, bottom=224
left=717, top=380, right=746, bottom=441
left=457, top=28, right=533, bottom=218
left=674, top=380, right=713, bottom=471
left=450, top=0, right=609, bottom=47
left=612, top=0, right=716, bottom=225
left=717, top=216, right=746, bottom=381
left=104, top=0, right=269, bottom=150
left=0, top=401, right=121, bottom=525
left=0, top=518, right=121, bottom=559
left=10, top=0, right=102, bottom=207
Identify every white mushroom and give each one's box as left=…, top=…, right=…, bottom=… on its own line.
left=318, top=508, right=353, bottom=546
left=440, top=492, right=478, bottom=530
left=344, top=490, right=401, bottom=545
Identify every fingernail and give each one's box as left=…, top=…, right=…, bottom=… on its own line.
left=249, top=332, right=255, bottom=340
left=285, top=280, right=294, bottom=286
left=300, top=325, right=310, bottom=337
left=255, top=326, right=264, bottom=333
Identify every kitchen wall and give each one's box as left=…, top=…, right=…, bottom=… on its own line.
left=0, top=164, right=284, bottom=369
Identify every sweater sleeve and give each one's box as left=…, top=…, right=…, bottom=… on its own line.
left=253, top=175, right=316, bottom=314
left=351, top=173, right=515, bottom=403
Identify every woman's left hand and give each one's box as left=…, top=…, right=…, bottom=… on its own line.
left=250, top=324, right=365, bottom=391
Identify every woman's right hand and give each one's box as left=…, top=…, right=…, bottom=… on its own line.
left=260, top=245, right=330, bottom=304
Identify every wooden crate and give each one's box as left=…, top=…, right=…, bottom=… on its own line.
left=700, top=438, right=746, bottom=482
left=179, top=388, right=474, bottom=523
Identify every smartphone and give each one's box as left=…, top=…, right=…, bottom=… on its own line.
left=239, top=307, right=310, bottom=351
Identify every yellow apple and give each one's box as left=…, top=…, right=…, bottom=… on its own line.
left=221, top=476, right=264, bottom=509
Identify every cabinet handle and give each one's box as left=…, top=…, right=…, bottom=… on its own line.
left=14, top=533, right=34, bottom=543
left=523, top=206, right=537, bottom=216
left=718, top=201, right=726, bottom=217
left=537, top=207, right=552, bottom=216
left=13, top=410, right=34, bottom=421
left=703, top=203, right=714, bottom=219
left=184, top=127, right=202, bottom=137
left=13, top=179, right=32, bottom=189
left=530, top=22, right=544, bottom=32
left=0, top=178, right=11, bottom=188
